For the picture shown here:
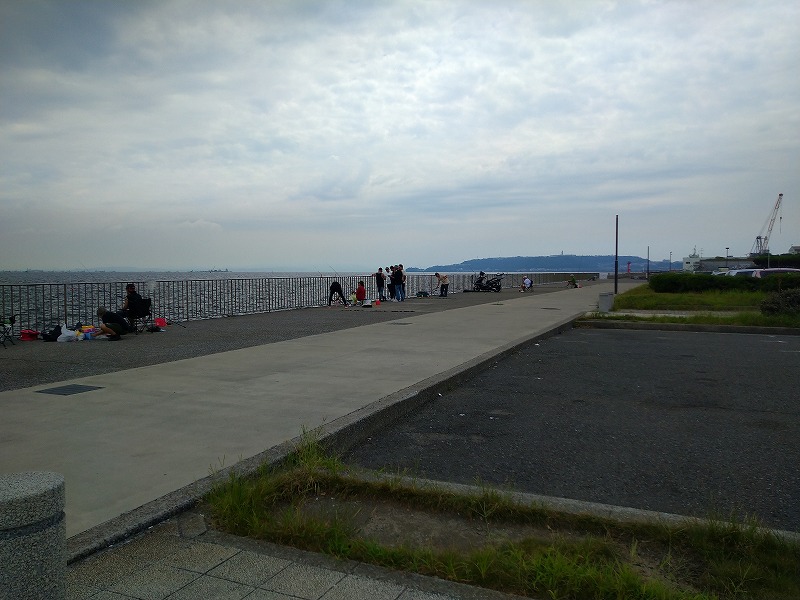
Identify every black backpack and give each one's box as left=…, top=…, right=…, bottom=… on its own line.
left=41, top=324, right=62, bottom=342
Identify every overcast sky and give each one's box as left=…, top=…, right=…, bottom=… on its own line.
left=1, top=1, right=797, bottom=272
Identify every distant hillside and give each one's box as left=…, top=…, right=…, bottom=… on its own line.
left=407, top=255, right=677, bottom=273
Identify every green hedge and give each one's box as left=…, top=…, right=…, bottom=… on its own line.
left=649, top=272, right=800, bottom=293
left=761, top=288, right=800, bottom=315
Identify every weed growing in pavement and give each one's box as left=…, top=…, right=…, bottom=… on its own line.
left=205, top=434, right=800, bottom=600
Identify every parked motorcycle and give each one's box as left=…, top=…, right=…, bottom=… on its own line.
left=473, top=271, right=503, bottom=292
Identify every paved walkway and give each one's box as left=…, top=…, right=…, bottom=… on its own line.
left=2, top=282, right=635, bottom=599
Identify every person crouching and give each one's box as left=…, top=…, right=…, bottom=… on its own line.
left=96, top=307, right=131, bottom=341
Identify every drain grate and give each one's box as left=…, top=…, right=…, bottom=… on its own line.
left=36, top=384, right=104, bottom=396
left=540, top=307, right=561, bottom=310
left=390, top=322, right=412, bottom=325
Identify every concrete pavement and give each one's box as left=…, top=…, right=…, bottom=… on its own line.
left=2, top=281, right=636, bottom=599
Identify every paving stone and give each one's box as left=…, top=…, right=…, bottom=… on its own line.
left=207, top=550, right=292, bottom=586
left=260, top=562, right=345, bottom=599
left=321, top=573, right=405, bottom=600
left=163, top=540, right=240, bottom=573
left=165, top=574, right=254, bottom=599
left=108, top=563, right=199, bottom=599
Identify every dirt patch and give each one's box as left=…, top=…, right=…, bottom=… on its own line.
left=300, top=494, right=555, bottom=552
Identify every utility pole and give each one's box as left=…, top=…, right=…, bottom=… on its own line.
left=614, top=215, right=619, bottom=294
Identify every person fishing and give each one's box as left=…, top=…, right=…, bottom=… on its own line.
left=328, top=281, right=347, bottom=306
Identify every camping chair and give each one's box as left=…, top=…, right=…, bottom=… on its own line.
left=1, top=314, right=16, bottom=348
left=126, top=298, right=152, bottom=334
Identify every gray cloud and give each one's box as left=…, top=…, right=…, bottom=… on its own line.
left=1, top=0, right=797, bottom=271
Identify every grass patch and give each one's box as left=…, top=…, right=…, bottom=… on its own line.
left=613, top=286, right=764, bottom=311
left=205, top=435, right=800, bottom=600
left=601, top=287, right=800, bottom=327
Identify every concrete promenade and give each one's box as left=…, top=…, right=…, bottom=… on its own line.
left=1, top=281, right=634, bottom=599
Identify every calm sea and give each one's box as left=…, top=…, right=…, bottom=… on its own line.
left=0, top=271, right=362, bottom=285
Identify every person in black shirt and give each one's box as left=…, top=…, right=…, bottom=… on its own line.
left=328, top=281, right=347, bottom=306
left=96, top=307, right=131, bottom=340
left=375, top=268, right=386, bottom=301
left=122, top=283, right=144, bottom=327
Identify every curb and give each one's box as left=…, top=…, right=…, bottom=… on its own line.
left=342, top=472, right=800, bottom=544
left=577, top=319, right=800, bottom=336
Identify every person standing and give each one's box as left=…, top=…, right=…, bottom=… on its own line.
left=387, top=266, right=396, bottom=300
left=435, top=272, right=449, bottom=297
left=375, top=268, right=386, bottom=301
left=328, top=281, right=347, bottom=306
left=393, top=264, right=405, bottom=302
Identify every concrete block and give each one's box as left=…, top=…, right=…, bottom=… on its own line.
left=0, top=472, right=66, bottom=600
left=598, top=292, right=614, bottom=313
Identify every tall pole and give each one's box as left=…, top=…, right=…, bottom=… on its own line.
left=614, top=215, right=619, bottom=294
left=647, top=245, right=650, bottom=279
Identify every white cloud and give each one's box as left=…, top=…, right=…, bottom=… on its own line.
left=1, top=0, right=798, bottom=271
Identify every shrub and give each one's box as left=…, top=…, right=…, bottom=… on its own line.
left=649, top=273, right=758, bottom=293
left=761, top=288, right=800, bottom=315
left=758, top=274, right=800, bottom=292
left=649, top=272, right=800, bottom=294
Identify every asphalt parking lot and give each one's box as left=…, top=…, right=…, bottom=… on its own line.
left=346, top=327, right=800, bottom=533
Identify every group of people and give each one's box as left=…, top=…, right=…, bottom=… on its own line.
left=327, top=276, right=380, bottom=307
left=328, top=265, right=408, bottom=307
left=328, top=265, right=456, bottom=307
left=95, top=283, right=142, bottom=340
left=375, top=264, right=407, bottom=302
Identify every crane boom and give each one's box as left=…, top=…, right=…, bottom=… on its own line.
left=750, top=193, right=783, bottom=256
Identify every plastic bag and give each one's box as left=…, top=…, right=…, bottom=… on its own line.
left=57, top=324, right=77, bottom=342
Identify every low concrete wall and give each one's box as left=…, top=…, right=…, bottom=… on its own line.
left=0, top=472, right=66, bottom=600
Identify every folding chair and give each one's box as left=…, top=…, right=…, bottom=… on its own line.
left=126, top=298, right=152, bottom=334
left=1, top=315, right=16, bottom=348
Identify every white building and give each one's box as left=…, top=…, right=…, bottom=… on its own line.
left=682, top=249, right=701, bottom=272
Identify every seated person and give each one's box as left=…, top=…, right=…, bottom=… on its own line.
left=356, top=281, right=367, bottom=305
left=520, top=276, right=532, bottom=292
left=96, top=307, right=131, bottom=341
left=122, top=283, right=144, bottom=323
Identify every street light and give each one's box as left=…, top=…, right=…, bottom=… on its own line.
left=669, top=251, right=672, bottom=272
left=725, top=247, right=729, bottom=268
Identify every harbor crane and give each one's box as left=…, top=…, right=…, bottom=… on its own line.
left=750, top=193, right=783, bottom=256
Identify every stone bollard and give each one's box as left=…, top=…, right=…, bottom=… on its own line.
left=0, top=472, right=66, bottom=600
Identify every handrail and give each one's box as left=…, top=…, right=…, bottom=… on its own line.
left=1, top=272, right=597, bottom=332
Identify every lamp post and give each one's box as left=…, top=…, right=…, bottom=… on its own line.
left=669, top=251, right=672, bottom=272
left=725, top=247, right=729, bottom=268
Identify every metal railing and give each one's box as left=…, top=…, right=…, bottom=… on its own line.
left=1, top=272, right=597, bottom=332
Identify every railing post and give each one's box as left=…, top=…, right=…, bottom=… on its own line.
left=0, top=472, right=66, bottom=600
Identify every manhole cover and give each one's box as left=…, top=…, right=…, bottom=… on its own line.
left=36, top=384, right=104, bottom=396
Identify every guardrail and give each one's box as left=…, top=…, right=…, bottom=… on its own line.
left=1, top=272, right=596, bottom=333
